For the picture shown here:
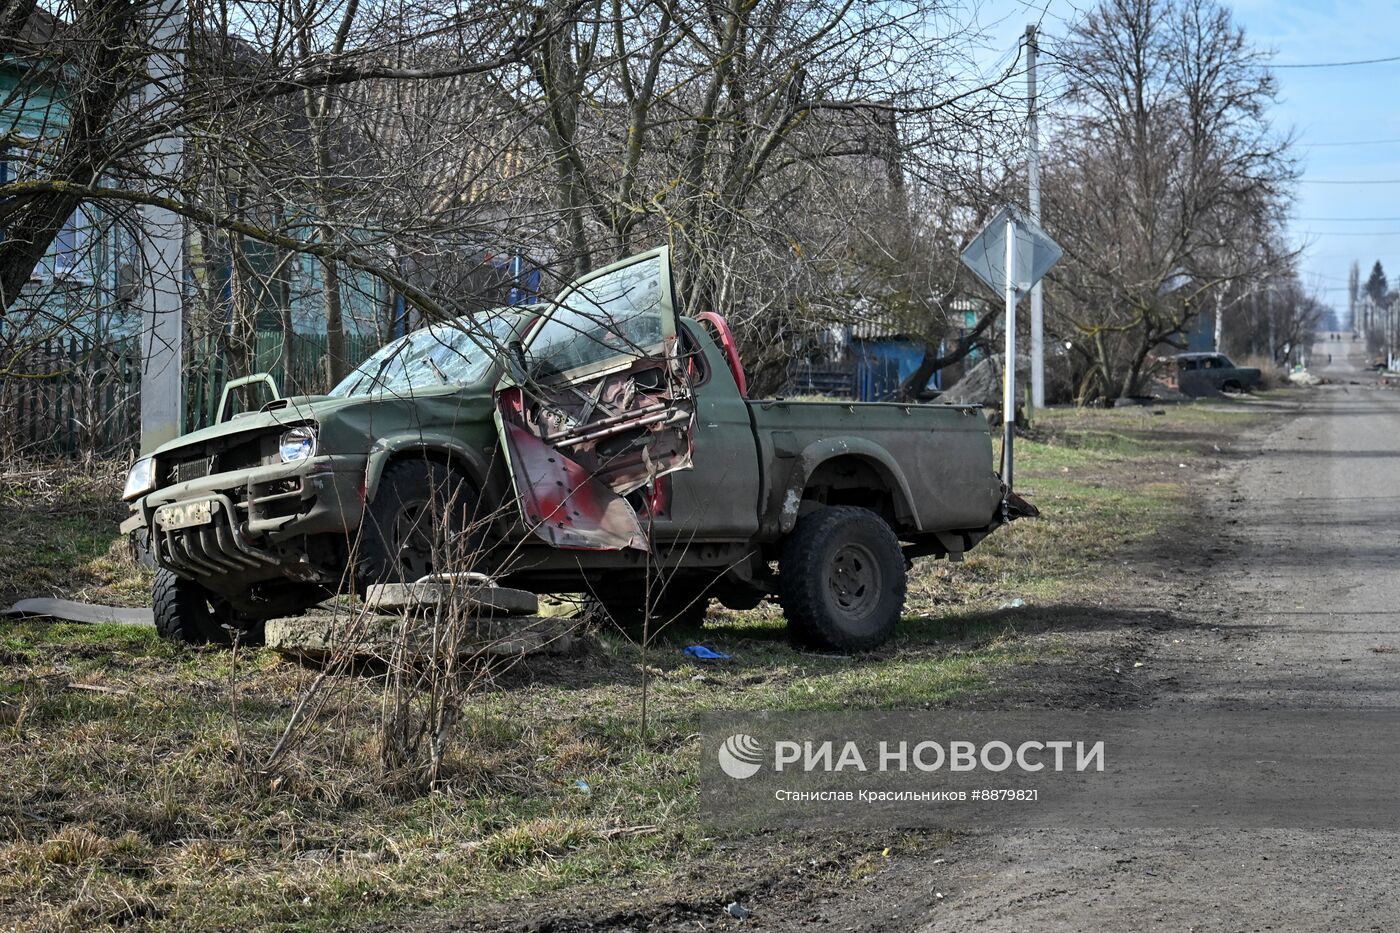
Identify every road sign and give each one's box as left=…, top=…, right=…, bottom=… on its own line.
left=960, top=205, right=1063, bottom=297
left=959, top=205, right=1063, bottom=494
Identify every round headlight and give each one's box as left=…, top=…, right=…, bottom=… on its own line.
left=279, top=426, right=317, bottom=462
left=122, top=456, right=157, bottom=501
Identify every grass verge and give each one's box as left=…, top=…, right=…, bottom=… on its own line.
left=0, top=399, right=1275, bottom=931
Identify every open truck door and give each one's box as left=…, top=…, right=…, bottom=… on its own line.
left=494, top=246, right=696, bottom=550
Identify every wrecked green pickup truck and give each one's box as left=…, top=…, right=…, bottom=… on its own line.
left=122, top=247, right=1032, bottom=650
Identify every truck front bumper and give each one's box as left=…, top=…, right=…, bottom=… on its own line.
left=124, top=456, right=367, bottom=585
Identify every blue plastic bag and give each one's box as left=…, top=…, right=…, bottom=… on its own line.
left=683, top=644, right=731, bottom=662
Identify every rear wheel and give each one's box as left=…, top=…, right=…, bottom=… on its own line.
left=359, top=459, right=483, bottom=584
left=779, top=506, right=906, bottom=652
left=153, top=569, right=261, bottom=645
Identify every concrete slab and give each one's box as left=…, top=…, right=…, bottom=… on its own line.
left=265, top=609, right=582, bottom=661
left=364, top=573, right=539, bottom=616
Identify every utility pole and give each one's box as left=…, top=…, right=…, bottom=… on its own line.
left=1266, top=280, right=1277, bottom=363
left=138, top=0, right=186, bottom=453
left=1348, top=260, right=1359, bottom=333
left=1026, top=23, right=1045, bottom=409
left=1389, top=298, right=1395, bottom=370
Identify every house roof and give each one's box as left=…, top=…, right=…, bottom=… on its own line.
left=848, top=318, right=912, bottom=341
left=844, top=295, right=990, bottom=341
left=11, top=6, right=63, bottom=44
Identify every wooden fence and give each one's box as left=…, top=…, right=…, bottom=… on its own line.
left=1, top=335, right=143, bottom=458
left=2, top=331, right=380, bottom=459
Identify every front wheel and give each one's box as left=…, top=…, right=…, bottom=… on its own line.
left=779, top=506, right=906, bottom=652
left=153, top=569, right=261, bottom=645
left=358, top=459, right=484, bottom=584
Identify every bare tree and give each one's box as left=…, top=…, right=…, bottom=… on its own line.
left=11, top=0, right=1262, bottom=432
left=513, top=0, right=1019, bottom=392
left=1042, top=0, right=1295, bottom=401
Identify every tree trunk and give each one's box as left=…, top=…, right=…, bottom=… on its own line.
left=226, top=232, right=254, bottom=377
left=898, top=305, right=999, bottom=399
left=278, top=267, right=295, bottom=392
left=321, top=245, right=346, bottom=388
left=535, top=0, right=593, bottom=278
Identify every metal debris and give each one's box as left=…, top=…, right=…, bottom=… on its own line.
left=1, top=598, right=154, bottom=627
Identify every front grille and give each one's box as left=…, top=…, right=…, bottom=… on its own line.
left=172, top=457, right=211, bottom=484
left=165, top=433, right=281, bottom=486
left=155, top=498, right=278, bottom=576
left=220, top=434, right=277, bottom=472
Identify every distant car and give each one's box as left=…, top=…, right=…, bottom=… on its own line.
left=1172, top=353, right=1262, bottom=397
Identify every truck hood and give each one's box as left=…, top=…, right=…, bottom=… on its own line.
left=149, top=395, right=365, bottom=458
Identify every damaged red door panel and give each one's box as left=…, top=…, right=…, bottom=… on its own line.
left=499, top=413, right=648, bottom=550
left=494, top=246, right=696, bottom=550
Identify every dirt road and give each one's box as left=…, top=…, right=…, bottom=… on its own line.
left=784, top=339, right=1400, bottom=931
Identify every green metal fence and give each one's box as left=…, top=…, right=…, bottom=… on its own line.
left=186, top=332, right=380, bottom=431
left=0, top=334, right=143, bottom=458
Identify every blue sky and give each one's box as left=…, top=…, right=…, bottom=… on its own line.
left=973, top=0, right=1400, bottom=323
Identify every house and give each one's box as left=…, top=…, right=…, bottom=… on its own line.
left=787, top=296, right=993, bottom=402
left=3, top=9, right=542, bottom=378
left=788, top=316, right=943, bottom=402
left=3, top=8, right=546, bottom=452
left=1, top=8, right=138, bottom=343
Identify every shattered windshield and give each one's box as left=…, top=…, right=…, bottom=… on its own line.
left=328, top=312, right=519, bottom=398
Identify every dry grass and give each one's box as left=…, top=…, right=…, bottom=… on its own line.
left=0, top=461, right=151, bottom=609
left=0, top=399, right=1276, bottom=930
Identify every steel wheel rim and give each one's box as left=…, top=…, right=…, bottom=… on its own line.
left=393, top=500, right=436, bottom=579
left=827, top=541, right=880, bottom=618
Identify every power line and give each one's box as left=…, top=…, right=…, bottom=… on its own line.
left=1302, top=137, right=1400, bottom=148
left=1301, top=179, right=1400, bottom=185
left=1295, top=230, right=1400, bottom=236
left=1274, top=54, right=1400, bottom=69
left=1297, top=217, right=1400, bottom=222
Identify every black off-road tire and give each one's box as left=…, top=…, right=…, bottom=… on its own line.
left=359, top=459, right=483, bottom=585
left=779, top=506, right=906, bottom=652
left=584, top=586, right=710, bottom=641
left=153, top=568, right=232, bottom=646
